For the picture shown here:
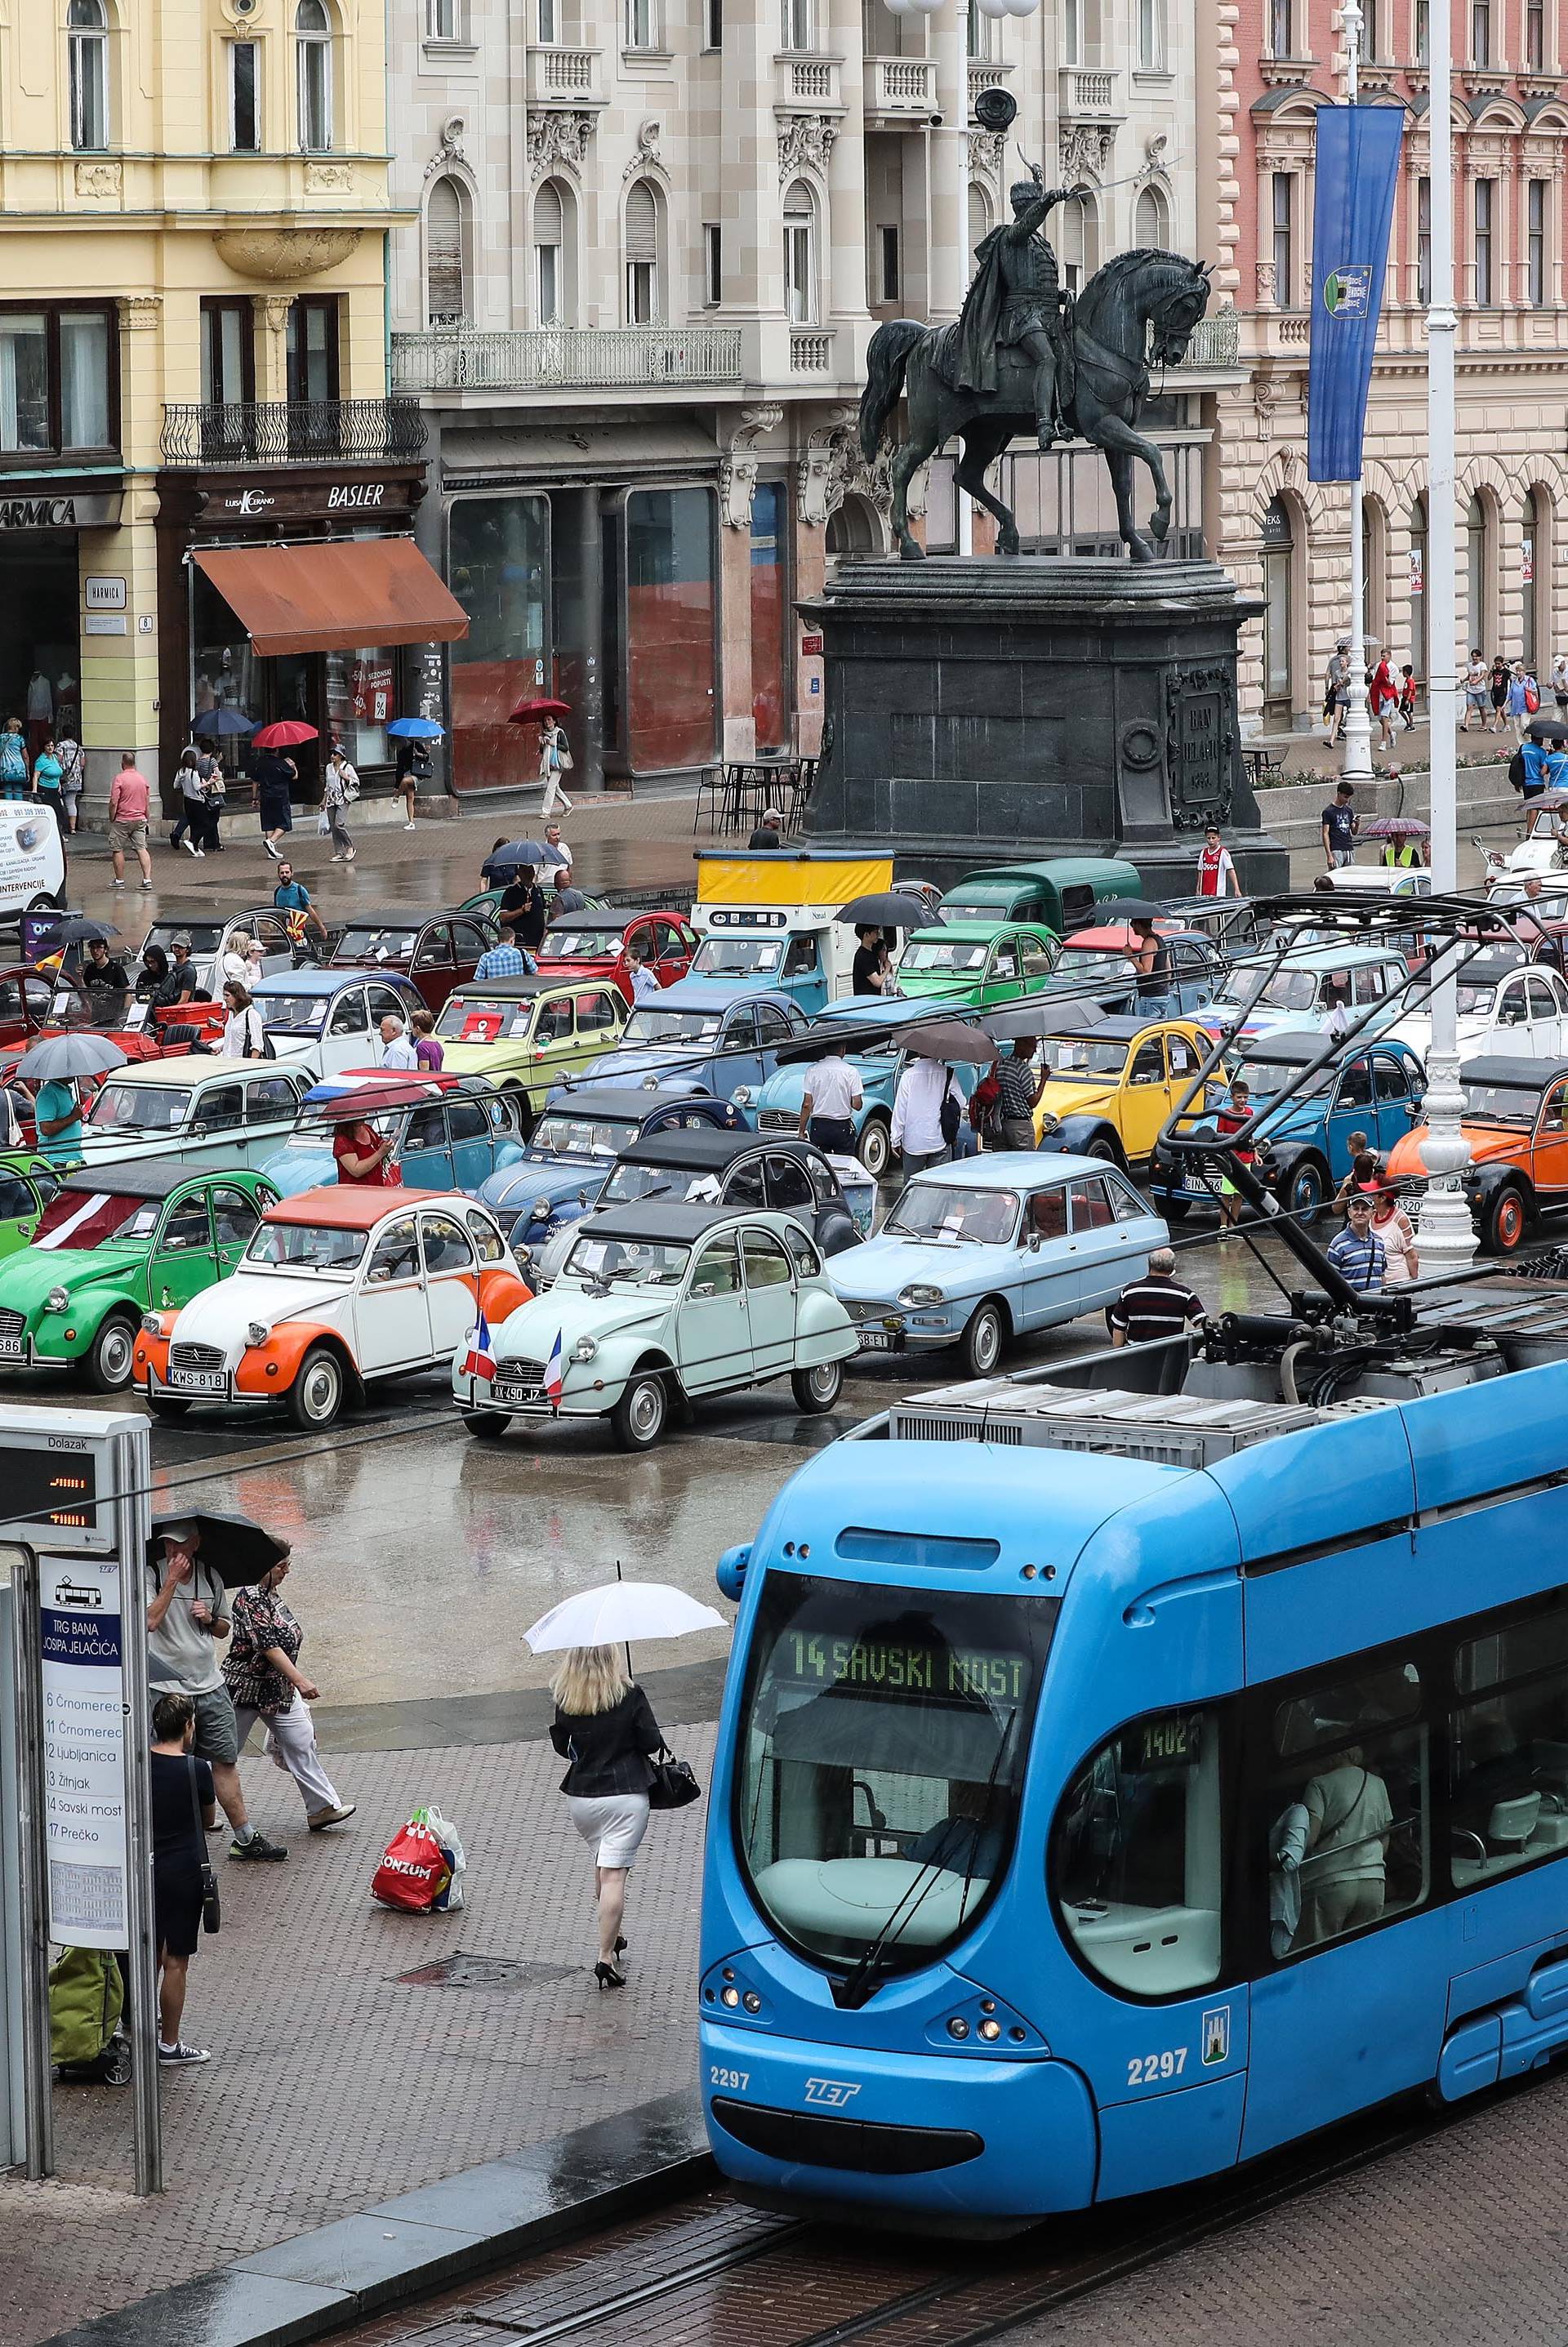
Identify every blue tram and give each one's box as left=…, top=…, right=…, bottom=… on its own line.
left=698, top=1357, right=1568, bottom=2229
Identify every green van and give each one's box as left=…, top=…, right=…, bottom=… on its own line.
left=937, top=856, right=1143, bottom=937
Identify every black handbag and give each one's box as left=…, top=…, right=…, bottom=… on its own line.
left=647, top=1744, right=702, bottom=1811
left=188, top=1758, right=221, bottom=1935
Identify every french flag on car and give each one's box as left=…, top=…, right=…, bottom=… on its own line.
left=544, top=1329, right=566, bottom=1410
left=461, top=1309, right=495, bottom=1380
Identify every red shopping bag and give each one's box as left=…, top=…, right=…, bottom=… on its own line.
left=371, top=1810, right=452, bottom=1913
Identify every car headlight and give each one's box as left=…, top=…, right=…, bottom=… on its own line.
left=44, top=1287, right=69, bottom=1314
left=140, top=1312, right=162, bottom=1338
left=571, top=1336, right=599, bottom=1364
left=246, top=1321, right=269, bottom=1348
left=730, top=1085, right=753, bottom=1106
left=641, top=1075, right=661, bottom=1089
left=898, top=1282, right=945, bottom=1308
left=529, top=1198, right=553, bottom=1219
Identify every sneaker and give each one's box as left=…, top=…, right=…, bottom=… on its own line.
left=307, top=1802, right=357, bottom=1831
left=229, top=1830, right=288, bottom=1861
left=194, top=848, right=206, bottom=858
left=403, top=821, right=416, bottom=831
left=158, top=2041, right=210, bottom=2065
left=180, top=837, right=199, bottom=856
left=111, top=877, right=124, bottom=888
left=262, top=838, right=282, bottom=860
left=140, top=878, right=154, bottom=890
left=329, top=853, right=344, bottom=863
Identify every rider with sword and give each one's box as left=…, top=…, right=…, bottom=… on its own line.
left=951, top=167, right=1094, bottom=448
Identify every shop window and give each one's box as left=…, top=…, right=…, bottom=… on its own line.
left=229, top=41, right=261, bottom=152
left=68, top=0, right=109, bottom=153
left=1052, top=1708, right=1224, bottom=1997
left=426, top=176, right=470, bottom=327
left=448, top=493, right=550, bottom=794
left=0, top=304, right=117, bottom=458
left=750, top=479, right=787, bottom=755
left=624, top=180, right=661, bottom=324
left=326, top=646, right=397, bottom=772
left=286, top=295, right=340, bottom=406
left=624, top=486, right=718, bottom=773
left=1267, top=1661, right=1427, bottom=1961
left=295, top=0, right=334, bottom=153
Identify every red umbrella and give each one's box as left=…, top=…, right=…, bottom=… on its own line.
left=508, top=695, right=571, bottom=725
left=252, top=720, right=319, bottom=749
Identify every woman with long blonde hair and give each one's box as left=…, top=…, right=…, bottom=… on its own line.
left=549, top=1644, right=665, bottom=1988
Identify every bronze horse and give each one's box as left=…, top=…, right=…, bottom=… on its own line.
left=859, top=248, right=1214, bottom=563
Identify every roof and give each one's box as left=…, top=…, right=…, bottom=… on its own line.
left=1459, top=951, right=1539, bottom=985
left=538, top=914, right=634, bottom=937
left=144, top=906, right=277, bottom=926
left=950, top=857, right=1141, bottom=886
left=447, top=976, right=568, bottom=1000
left=634, top=978, right=798, bottom=1013
left=85, top=1053, right=252, bottom=1086
left=899, top=1152, right=1113, bottom=1191
left=1229, top=942, right=1401, bottom=973
left=1047, top=1013, right=1169, bottom=1043
left=261, top=1185, right=473, bottom=1230
left=331, top=908, right=478, bottom=933
left=1460, top=1056, right=1568, bottom=1089
left=907, top=920, right=1031, bottom=942
left=539, top=1085, right=703, bottom=1121
left=253, top=969, right=418, bottom=999
left=60, top=1161, right=227, bottom=1200
left=575, top=1201, right=755, bottom=1244
left=616, top=1129, right=760, bottom=1171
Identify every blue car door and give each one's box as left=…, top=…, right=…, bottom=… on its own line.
left=717, top=1007, right=765, bottom=1107
left=399, top=1102, right=455, bottom=1189
left=1370, top=1050, right=1419, bottom=1156
left=1325, top=1054, right=1375, bottom=1179
left=1064, top=1172, right=1143, bottom=1317
left=446, top=1094, right=495, bottom=1191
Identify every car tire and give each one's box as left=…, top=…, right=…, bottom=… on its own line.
left=1284, top=1156, right=1328, bottom=1224
left=1085, top=1136, right=1122, bottom=1167
left=612, top=1371, right=669, bottom=1452
left=1161, top=1190, right=1192, bottom=1222
left=86, top=1314, right=138, bottom=1394
left=287, top=1345, right=345, bottom=1429
left=959, top=1298, right=1007, bottom=1378
left=1483, top=1183, right=1530, bottom=1255
left=858, top=1114, right=892, bottom=1179
left=462, top=1408, right=510, bottom=1438
left=791, top=1360, right=844, bottom=1413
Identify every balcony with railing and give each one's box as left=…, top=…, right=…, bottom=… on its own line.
left=525, top=44, right=608, bottom=105
left=1058, top=65, right=1122, bottom=118
left=390, top=324, right=744, bottom=394
left=1160, top=312, right=1241, bottom=369
left=775, top=51, right=843, bottom=109
left=790, top=327, right=835, bottom=374
left=865, top=54, right=937, bottom=119
left=160, top=397, right=427, bottom=469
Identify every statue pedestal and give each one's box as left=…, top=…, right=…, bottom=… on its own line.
left=801, top=555, right=1289, bottom=895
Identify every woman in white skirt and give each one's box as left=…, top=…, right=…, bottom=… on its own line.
left=549, top=1645, right=664, bottom=1989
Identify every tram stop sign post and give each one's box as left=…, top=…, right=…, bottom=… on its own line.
left=0, top=1404, right=160, bottom=2193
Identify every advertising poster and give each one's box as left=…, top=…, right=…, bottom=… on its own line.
left=39, top=1553, right=128, bottom=1949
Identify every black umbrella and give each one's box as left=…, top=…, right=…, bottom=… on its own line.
left=838, top=892, right=939, bottom=930
left=1094, top=897, right=1165, bottom=924
left=483, top=839, right=547, bottom=878
left=1526, top=716, right=1568, bottom=746
left=51, top=916, right=118, bottom=947
left=148, top=1508, right=288, bottom=1588
left=901, top=1019, right=998, bottom=1064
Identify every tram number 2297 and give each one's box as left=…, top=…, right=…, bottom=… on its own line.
left=1126, top=2047, right=1187, bottom=2087
left=710, top=2066, right=751, bottom=2091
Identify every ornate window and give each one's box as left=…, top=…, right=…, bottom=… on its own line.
left=1417, top=175, right=1431, bottom=305
left=296, top=0, right=334, bottom=154
left=624, top=179, right=661, bottom=323
left=68, top=1, right=109, bottom=153
left=229, top=41, right=261, bottom=152
left=1528, top=178, right=1548, bottom=308
left=1467, top=492, right=1493, bottom=646
left=535, top=179, right=568, bottom=323
left=425, top=177, right=470, bottom=327
left=1137, top=0, right=1165, bottom=69
left=1272, top=172, right=1294, bottom=305
left=1473, top=176, right=1494, bottom=306
left=782, top=0, right=813, bottom=47
left=1134, top=182, right=1169, bottom=247
left=782, top=180, right=819, bottom=324
left=1471, top=0, right=1490, bottom=66
left=1058, top=192, right=1098, bottom=294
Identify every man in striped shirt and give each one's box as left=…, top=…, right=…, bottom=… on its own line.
left=1325, top=1195, right=1387, bottom=1294
left=1107, top=1249, right=1206, bottom=1346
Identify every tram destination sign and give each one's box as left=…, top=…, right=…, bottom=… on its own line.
left=783, top=1632, right=1028, bottom=1703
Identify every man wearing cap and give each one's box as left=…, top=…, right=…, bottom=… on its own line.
left=748, top=807, right=784, bottom=851
left=168, top=935, right=203, bottom=1002
left=146, top=1521, right=287, bottom=1863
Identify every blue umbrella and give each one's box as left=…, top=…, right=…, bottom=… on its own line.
left=191, top=707, right=255, bottom=737
left=385, top=716, right=445, bottom=739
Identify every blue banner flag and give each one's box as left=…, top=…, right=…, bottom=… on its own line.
left=1307, top=101, right=1405, bottom=483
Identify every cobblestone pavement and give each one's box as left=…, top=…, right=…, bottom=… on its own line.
left=6, top=1720, right=715, bottom=2345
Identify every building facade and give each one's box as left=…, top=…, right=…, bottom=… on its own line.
left=0, top=1, right=461, bottom=816
left=1208, top=0, right=1568, bottom=732
left=389, top=0, right=1236, bottom=798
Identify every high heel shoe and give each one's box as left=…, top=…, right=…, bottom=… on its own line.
left=615, top=1936, right=627, bottom=1957
left=594, top=1962, right=626, bottom=1991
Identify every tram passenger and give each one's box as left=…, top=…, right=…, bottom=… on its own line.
left=907, top=1784, right=1006, bottom=1882
left=1299, top=1745, right=1394, bottom=1943
left=1269, top=1800, right=1310, bottom=1959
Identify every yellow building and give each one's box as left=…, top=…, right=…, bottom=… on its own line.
left=0, top=1, right=462, bottom=817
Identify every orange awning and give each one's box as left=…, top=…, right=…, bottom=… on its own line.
left=191, top=537, right=469, bottom=657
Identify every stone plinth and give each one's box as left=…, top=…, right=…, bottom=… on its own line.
left=802, top=555, right=1289, bottom=894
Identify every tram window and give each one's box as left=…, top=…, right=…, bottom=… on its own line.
left=1051, top=1708, right=1223, bottom=1999
left=1457, top=1600, right=1568, bottom=1694
left=1450, top=1601, right=1568, bottom=1889
left=1267, top=1663, right=1428, bottom=1962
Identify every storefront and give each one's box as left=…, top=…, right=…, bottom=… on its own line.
left=154, top=463, right=467, bottom=811
left=0, top=478, right=123, bottom=759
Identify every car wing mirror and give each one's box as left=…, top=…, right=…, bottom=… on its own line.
left=693, top=1281, right=715, bottom=1298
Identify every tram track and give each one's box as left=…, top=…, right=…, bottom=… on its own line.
left=332, top=2100, right=1433, bottom=2347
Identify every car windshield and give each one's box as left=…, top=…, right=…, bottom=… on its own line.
left=562, top=1232, right=691, bottom=1287
left=690, top=937, right=784, bottom=977
left=538, top=928, right=623, bottom=961
left=529, top=1111, right=638, bottom=1159
left=1052, top=947, right=1137, bottom=984
left=623, top=1007, right=723, bottom=1045
left=44, top=982, right=131, bottom=1031
left=734, top=1573, right=1049, bottom=1973
left=902, top=939, right=989, bottom=973
left=243, top=1221, right=368, bottom=1271
left=1043, top=1037, right=1132, bottom=1080
left=437, top=995, right=534, bottom=1041
left=85, top=1082, right=191, bottom=1133
left=937, top=897, right=1003, bottom=924
left=258, top=994, right=328, bottom=1035
left=886, top=1182, right=1021, bottom=1245
left=1228, top=1053, right=1334, bottom=1104
left=332, top=926, right=419, bottom=964
left=144, top=921, right=223, bottom=956
left=1455, top=983, right=1499, bottom=1017
left=34, top=1189, right=160, bottom=1249
left=598, top=1160, right=734, bottom=1207
left=1462, top=1081, right=1542, bottom=1125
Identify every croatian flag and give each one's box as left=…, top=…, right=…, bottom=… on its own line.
left=461, top=1309, right=495, bottom=1380
left=544, top=1329, right=565, bottom=1410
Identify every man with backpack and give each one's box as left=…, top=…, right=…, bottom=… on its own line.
left=892, top=1053, right=964, bottom=1174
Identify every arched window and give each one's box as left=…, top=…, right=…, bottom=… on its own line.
left=296, top=0, right=334, bottom=153
left=826, top=493, right=885, bottom=562
left=968, top=181, right=993, bottom=261
left=1134, top=184, right=1170, bottom=249
left=1058, top=193, right=1099, bottom=293
left=68, top=0, right=109, bottom=153
left=782, top=179, right=818, bottom=325
left=1261, top=492, right=1298, bottom=728
left=425, top=178, right=470, bottom=327
left=624, top=179, right=661, bottom=325
left=1467, top=491, right=1493, bottom=649
left=1522, top=486, right=1552, bottom=675
left=1362, top=497, right=1387, bottom=649
left=534, top=179, right=568, bottom=324
left=1409, top=495, right=1428, bottom=690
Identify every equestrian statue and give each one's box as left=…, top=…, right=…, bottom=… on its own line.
left=859, top=162, right=1214, bottom=564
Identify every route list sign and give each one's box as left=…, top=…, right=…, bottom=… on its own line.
left=40, top=1555, right=128, bottom=1948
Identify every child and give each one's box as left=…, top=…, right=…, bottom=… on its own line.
left=1398, top=665, right=1418, bottom=728
left=1214, top=1078, right=1255, bottom=1231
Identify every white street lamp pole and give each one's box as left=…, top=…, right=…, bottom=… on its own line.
left=1418, top=0, right=1477, bottom=1266
left=1339, top=0, right=1374, bottom=783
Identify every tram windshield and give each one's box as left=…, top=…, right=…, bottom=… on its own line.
left=734, top=1572, right=1052, bottom=1975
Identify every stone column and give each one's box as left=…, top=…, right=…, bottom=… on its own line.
left=252, top=295, right=293, bottom=402
left=826, top=0, right=871, bottom=376
left=929, top=2, right=967, bottom=319
left=724, top=0, right=789, bottom=379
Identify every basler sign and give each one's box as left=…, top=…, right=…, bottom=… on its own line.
left=198, top=476, right=417, bottom=523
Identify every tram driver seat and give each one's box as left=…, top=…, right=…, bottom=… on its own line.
left=1487, top=1793, right=1543, bottom=1852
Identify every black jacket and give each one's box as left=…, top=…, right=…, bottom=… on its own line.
left=550, top=1687, right=663, bottom=1797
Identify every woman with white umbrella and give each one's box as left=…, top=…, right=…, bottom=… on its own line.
left=531, top=1579, right=721, bottom=1992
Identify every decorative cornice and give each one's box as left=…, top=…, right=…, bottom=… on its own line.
left=116, top=294, right=161, bottom=331
left=622, top=115, right=666, bottom=182
left=798, top=405, right=858, bottom=527
left=777, top=113, right=840, bottom=180
left=719, top=404, right=784, bottom=530
left=967, top=127, right=1005, bottom=178
left=528, top=110, right=597, bottom=179
left=213, top=227, right=361, bottom=282
left=1058, top=123, right=1115, bottom=181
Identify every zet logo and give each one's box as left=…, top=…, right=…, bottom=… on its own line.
left=803, top=2077, right=861, bottom=2107
left=1201, top=2006, right=1232, bottom=2066
left=1322, top=264, right=1373, bottom=318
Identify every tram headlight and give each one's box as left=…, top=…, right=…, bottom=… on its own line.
left=978, top=2017, right=1001, bottom=2041
left=947, top=2015, right=969, bottom=2040
left=898, top=1282, right=945, bottom=1308
left=721, top=1984, right=742, bottom=2008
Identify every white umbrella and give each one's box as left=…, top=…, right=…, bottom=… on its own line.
left=14, top=1032, right=127, bottom=1080
left=523, top=1579, right=725, bottom=1654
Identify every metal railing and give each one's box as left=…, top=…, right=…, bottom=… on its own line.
left=390, top=323, right=744, bottom=392
left=160, top=397, right=428, bottom=467
left=1159, top=311, right=1241, bottom=367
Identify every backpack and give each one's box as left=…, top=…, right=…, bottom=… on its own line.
left=1508, top=747, right=1528, bottom=792
left=938, top=1074, right=962, bottom=1149
left=50, top=1945, right=131, bottom=2082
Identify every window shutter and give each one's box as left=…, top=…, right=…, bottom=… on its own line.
left=534, top=180, right=564, bottom=245
left=967, top=182, right=990, bottom=255
left=427, top=179, right=466, bottom=323
left=625, top=180, right=658, bottom=264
